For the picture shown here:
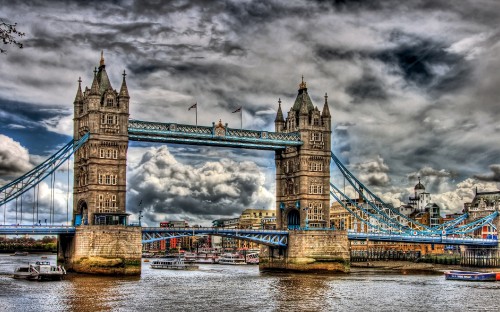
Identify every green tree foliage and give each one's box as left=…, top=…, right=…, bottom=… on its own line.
left=1, top=19, right=24, bottom=53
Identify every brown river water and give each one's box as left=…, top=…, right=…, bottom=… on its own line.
left=1, top=253, right=499, bottom=312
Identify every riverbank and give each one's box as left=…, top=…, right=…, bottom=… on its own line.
left=351, top=261, right=500, bottom=274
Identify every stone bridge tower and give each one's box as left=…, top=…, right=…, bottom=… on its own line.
left=275, top=77, right=332, bottom=230
left=72, top=52, right=130, bottom=226
left=61, top=52, right=141, bottom=276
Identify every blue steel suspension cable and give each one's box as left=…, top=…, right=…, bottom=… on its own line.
left=0, top=133, right=89, bottom=208
left=329, top=186, right=391, bottom=233
left=331, top=151, right=434, bottom=233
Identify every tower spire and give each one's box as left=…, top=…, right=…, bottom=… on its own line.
left=89, top=67, right=100, bottom=95
left=74, top=77, right=83, bottom=104
left=322, top=92, right=331, bottom=118
left=119, top=70, right=129, bottom=98
left=299, top=75, right=307, bottom=90
left=275, top=98, right=284, bottom=123
left=100, top=50, right=105, bottom=67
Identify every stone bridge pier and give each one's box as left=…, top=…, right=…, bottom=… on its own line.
left=259, top=230, right=350, bottom=272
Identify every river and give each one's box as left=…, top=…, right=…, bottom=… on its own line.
left=0, top=253, right=499, bottom=312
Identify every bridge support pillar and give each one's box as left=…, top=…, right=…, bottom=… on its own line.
left=58, top=225, right=142, bottom=275
left=259, top=230, right=350, bottom=273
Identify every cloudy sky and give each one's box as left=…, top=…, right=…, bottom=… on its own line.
left=1, top=0, right=499, bottom=226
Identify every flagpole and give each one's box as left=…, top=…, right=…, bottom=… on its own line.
left=195, top=102, right=198, bottom=126
left=240, top=107, right=242, bottom=129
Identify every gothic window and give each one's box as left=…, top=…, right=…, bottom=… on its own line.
left=309, top=162, right=323, bottom=172
left=313, top=117, right=319, bottom=126
left=101, top=115, right=105, bottom=124
left=107, top=115, right=114, bottom=124
left=287, top=179, right=294, bottom=195
left=309, top=184, right=323, bottom=194
left=311, top=132, right=322, bottom=141
left=113, top=149, right=118, bottom=159
left=107, top=98, right=114, bottom=107
left=308, top=203, right=323, bottom=221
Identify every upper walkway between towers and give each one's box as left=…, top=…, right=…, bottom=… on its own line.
left=128, top=119, right=303, bottom=150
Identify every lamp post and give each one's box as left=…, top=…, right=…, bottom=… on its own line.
left=138, top=210, right=143, bottom=227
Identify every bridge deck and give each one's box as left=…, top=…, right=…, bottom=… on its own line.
left=0, top=226, right=497, bottom=246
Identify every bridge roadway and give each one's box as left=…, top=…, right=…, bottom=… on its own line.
left=0, top=226, right=497, bottom=247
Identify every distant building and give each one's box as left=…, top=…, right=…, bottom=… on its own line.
left=330, top=178, right=446, bottom=255
left=463, top=190, right=500, bottom=239
left=404, top=178, right=442, bottom=228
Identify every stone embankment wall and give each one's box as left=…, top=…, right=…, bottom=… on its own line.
left=260, top=230, right=350, bottom=273
left=59, top=225, right=142, bottom=275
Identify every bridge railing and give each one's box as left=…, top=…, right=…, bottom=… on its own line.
left=128, top=119, right=302, bottom=150
left=141, top=227, right=288, bottom=234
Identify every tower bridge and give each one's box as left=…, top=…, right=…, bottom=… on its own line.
left=0, top=53, right=498, bottom=275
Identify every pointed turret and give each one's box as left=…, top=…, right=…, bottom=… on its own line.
left=275, top=98, right=285, bottom=132
left=119, top=70, right=129, bottom=98
left=89, top=67, right=100, bottom=95
left=96, top=50, right=113, bottom=93
left=299, top=93, right=309, bottom=116
left=292, top=76, right=315, bottom=112
left=322, top=93, right=331, bottom=118
left=74, top=77, right=83, bottom=104
left=275, top=98, right=284, bottom=122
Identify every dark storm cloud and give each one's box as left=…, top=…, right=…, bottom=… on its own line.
left=474, top=165, right=500, bottom=182
left=374, top=35, right=469, bottom=91
left=345, top=73, right=387, bottom=103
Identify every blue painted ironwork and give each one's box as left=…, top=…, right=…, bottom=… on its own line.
left=0, top=225, right=76, bottom=235
left=331, top=152, right=433, bottom=234
left=347, top=231, right=498, bottom=246
left=330, top=150, right=500, bottom=239
left=141, top=227, right=288, bottom=247
left=0, top=133, right=89, bottom=206
left=128, top=120, right=302, bottom=150
left=432, top=213, right=469, bottom=232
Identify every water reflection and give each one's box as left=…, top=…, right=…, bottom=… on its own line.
left=1, top=255, right=500, bottom=312
left=63, top=274, right=140, bottom=312
left=269, top=273, right=337, bottom=311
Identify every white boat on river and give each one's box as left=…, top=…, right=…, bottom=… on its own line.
left=13, top=261, right=66, bottom=281
left=219, top=253, right=247, bottom=265
left=150, top=257, right=199, bottom=270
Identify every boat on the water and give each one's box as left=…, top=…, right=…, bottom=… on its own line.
left=10, top=251, right=29, bottom=256
left=150, top=257, right=199, bottom=270
left=245, top=253, right=259, bottom=265
left=219, top=253, right=247, bottom=265
left=444, top=270, right=497, bottom=282
left=13, top=261, right=66, bottom=281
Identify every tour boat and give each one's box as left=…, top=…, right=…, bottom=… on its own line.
left=218, top=253, right=247, bottom=265
left=245, top=253, right=259, bottom=265
left=13, top=261, right=66, bottom=281
left=194, top=253, right=219, bottom=264
left=444, top=270, right=497, bottom=282
left=150, top=257, right=199, bottom=270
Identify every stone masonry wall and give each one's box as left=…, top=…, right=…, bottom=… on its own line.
left=66, top=225, right=142, bottom=275
left=260, top=230, right=350, bottom=273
